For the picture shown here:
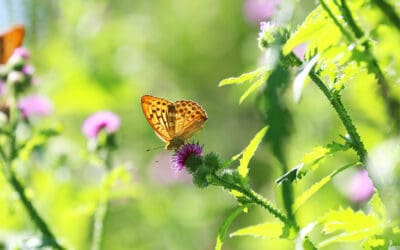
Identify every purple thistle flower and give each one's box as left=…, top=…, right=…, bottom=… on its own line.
left=18, top=95, right=53, bottom=118
left=257, top=21, right=276, bottom=43
left=172, top=143, right=203, bottom=171
left=0, top=80, right=4, bottom=95
left=244, top=0, right=281, bottom=24
left=82, top=111, right=120, bottom=139
left=347, top=169, right=375, bottom=203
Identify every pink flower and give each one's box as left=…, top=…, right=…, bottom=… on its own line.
left=82, top=111, right=120, bottom=139
left=18, top=95, right=53, bottom=118
left=347, top=169, right=375, bottom=203
left=12, top=47, right=30, bottom=60
left=244, top=0, right=281, bottom=24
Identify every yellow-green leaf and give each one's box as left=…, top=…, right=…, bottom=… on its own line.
left=218, top=67, right=266, bottom=86
left=238, top=126, right=268, bottom=178
left=215, top=206, right=246, bottom=250
left=230, top=222, right=287, bottom=239
left=293, top=175, right=331, bottom=212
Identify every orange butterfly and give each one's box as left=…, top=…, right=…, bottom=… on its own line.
left=141, top=95, right=208, bottom=150
left=0, top=25, right=25, bottom=64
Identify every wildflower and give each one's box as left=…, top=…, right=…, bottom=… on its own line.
left=11, top=47, right=30, bottom=60
left=82, top=111, right=120, bottom=139
left=18, top=95, right=53, bottom=118
left=172, top=143, right=203, bottom=171
left=347, top=169, right=375, bottom=203
left=243, top=0, right=281, bottom=24
left=21, top=65, right=35, bottom=76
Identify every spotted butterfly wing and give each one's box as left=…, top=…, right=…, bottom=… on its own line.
left=141, top=95, right=208, bottom=150
left=0, top=25, right=25, bottom=64
left=173, top=100, right=208, bottom=140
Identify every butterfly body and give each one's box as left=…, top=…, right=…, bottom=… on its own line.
left=0, top=25, right=25, bottom=64
left=141, top=95, right=208, bottom=150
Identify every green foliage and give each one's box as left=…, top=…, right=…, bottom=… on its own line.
left=230, top=221, right=289, bottom=239
left=215, top=206, right=246, bottom=250
left=237, top=126, right=268, bottom=179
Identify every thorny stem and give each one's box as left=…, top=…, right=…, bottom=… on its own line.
left=289, top=53, right=367, bottom=163
left=319, top=0, right=400, bottom=131
left=209, top=173, right=292, bottom=228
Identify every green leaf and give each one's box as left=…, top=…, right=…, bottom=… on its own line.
left=318, top=207, right=382, bottom=248
left=293, top=175, right=331, bottom=212
left=276, top=141, right=350, bottom=182
left=283, top=5, right=341, bottom=57
left=230, top=221, right=285, bottom=239
left=239, top=77, right=264, bottom=104
left=215, top=206, right=246, bottom=250
left=362, top=236, right=388, bottom=250
left=218, top=67, right=266, bottom=87
left=293, top=162, right=358, bottom=212
left=293, top=54, right=319, bottom=102
left=238, top=126, right=268, bottom=178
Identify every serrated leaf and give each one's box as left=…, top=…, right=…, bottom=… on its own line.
left=277, top=142, right=349, bottom=182
left=238, top=126, right=268, bottom=178
left=293, top=54, right=319, bottom=102
left=230, top=222, right=284, bottom=239
left=362, top=237, right=388, bottom=250
left=218, top=67, right=266, bottom=87
left=293, top=162, right=358, bottom=212
left=318, top=207, right=382, bottom=247
left=239, top=77, right=265, bottom=104
left=215, top=206, right=246, bottom=250
left=283, top=5, right=341, bottom=57
left=293, top=175, right=331, bottom=212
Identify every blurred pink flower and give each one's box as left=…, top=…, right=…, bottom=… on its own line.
left=18, top=95, right=53, bottom=118
left=244, top=0, right=281, bottom=24
left=21, top=65, right=35, bottom=75
left=0, top=80, right=4, bottom=95
left=347, top=169, right=375, bottom=203
left=12, top=47, right=30, bottom=60
left=82, top=111, right=120, bottom=139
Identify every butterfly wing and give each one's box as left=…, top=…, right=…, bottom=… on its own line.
left=0, top=25, right=25, bottom=64
left=173, top=100, right=208, bottom=140
left=141, top=95, right=175, bottom=143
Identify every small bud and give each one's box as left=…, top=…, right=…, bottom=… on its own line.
left=258, top=21, right=289, bottom=49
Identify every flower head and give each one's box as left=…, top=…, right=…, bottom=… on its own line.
left=12, top=47, right=30, bottom=60
left=18, top=95, right=53, bottom=118
left=172, top=143, right=203, bottom=171
left=347, top=169, right=375, bottom=203
left=82, top=111, right=120, bottom=139
left=244, top=0, right=281, bottom=24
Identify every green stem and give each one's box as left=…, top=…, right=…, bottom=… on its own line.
left=209, top=173, right=291, bottom=227
left=2, top=165, right=64, bottom=249
left=0, top=103, right=64, bottom=249
left=322, top=0, right=400, bottom=131
left=318, top=0, right=354, bottom=41
left=372, top=0, right=400, bottom=31
left=289, top=53, right=367, bottom=163
left=91, top=150, right=113, bottom=250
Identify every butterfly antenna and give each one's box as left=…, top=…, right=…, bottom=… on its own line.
left=146, top=145, right=164, bottom=152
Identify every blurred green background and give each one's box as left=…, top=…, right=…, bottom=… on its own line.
left=1, top=0, right=399, bottom=249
